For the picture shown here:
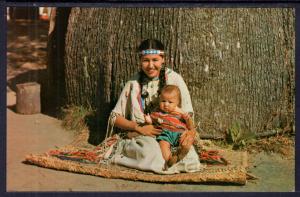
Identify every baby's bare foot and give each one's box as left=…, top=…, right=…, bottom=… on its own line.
left=167, top=155, right=178, bottom=167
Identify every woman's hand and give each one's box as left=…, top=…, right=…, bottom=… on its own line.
left=179, top=129, right=196, bottom=150
left=136, top=124, right=162, bottom=137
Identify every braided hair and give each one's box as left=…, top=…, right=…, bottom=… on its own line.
left=137, top=39, right=167, bottom=114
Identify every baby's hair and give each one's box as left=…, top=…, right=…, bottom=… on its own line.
left=137, top=39, right=167, bottom=114
left=160, top=85, right=182, bottom=107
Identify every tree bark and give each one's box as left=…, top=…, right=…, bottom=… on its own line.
left=42, top=8, right=71, bottom=116
left=48, top=8, right=295, bottom=143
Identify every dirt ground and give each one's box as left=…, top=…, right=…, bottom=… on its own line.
left=6, top=19, right=295, bottom=192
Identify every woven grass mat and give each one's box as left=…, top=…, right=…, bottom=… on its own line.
left=24, top=138, right=248, bottom=185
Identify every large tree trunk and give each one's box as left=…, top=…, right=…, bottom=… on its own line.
left=49, top=8, right=295, bottom=143
left=42, top=8, right=71, bottom=116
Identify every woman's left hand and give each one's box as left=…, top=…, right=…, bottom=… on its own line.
left=179, top=129, right=196, bottom=149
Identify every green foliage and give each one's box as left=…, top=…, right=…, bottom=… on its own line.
left=61, top=105, right=95, bottom=133
left=226, top=121, right=256, bottom=150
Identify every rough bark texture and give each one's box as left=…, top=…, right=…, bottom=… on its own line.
left=49, top=8, right=294, bottom=143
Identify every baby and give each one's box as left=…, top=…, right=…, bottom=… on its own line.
left=144, top=85, right=195, bottom=170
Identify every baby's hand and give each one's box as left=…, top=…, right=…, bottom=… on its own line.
left=144, top=114, right=153, bottom=124
left=182, top=113, right=195, bottom=129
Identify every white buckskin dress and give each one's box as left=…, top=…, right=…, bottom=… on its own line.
left=106, top=68, right=204, bottom=174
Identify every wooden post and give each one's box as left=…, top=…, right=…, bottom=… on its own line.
left=16, top=82, right=41, bottom=114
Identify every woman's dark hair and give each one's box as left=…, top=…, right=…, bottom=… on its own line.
left=137, top=39, right=166, bottom=114
left=138, top=39, right=165, bottom=52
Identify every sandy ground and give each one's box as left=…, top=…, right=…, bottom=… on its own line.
left=6, top=104, right=295, bottom=192
left=6, top=18, right=295, bottom=192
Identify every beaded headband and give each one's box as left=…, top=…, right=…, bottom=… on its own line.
left=140, top=49, right=164, bottom=55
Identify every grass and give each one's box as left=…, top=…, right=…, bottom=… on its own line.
left=213, top=134, right=294, bottom=159
left=211, top=121, right=294, bottom=158
left=246, top=135, right=295, bottom=157
left=225, top=121, right=256, bottom=150
left=61, top=105, right=95, bottom=133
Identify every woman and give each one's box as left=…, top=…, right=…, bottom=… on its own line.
left=106, top=39, right=203, bottom=174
